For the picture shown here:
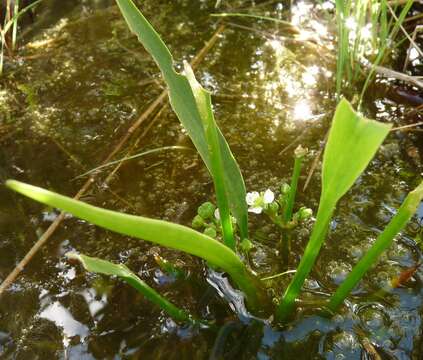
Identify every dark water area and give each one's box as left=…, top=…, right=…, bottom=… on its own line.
left=0, top=0, right=422, bottom=358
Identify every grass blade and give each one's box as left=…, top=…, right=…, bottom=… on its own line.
left=210, top=12, right=294, bottom=28
left=327, top=181, right=423, bottom=312
left=276, top=99, right=392, bottom=321
left=75, top=145, right=191, bottom=179
left=114, top=0, right=249, bottom=241
left=5, top=180, right=264, bottom=310
left=67, top=253, right=192, bottom=322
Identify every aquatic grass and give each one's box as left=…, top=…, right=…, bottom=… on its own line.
left=5, top=180, right=266, bottom=310
left=334, top=0, right=415, bottom=99
left=358, top=0, right=414, bottom=105
left=327, top=180, right=423, bottom=312
left=0, top=0, right=42, bottom=75
left=75, top=145, right=192, bottom=180
left=67, top=253, right=193, bottom=323
left=276, top=99, right=392, bottom=321
left=210, top=12, right=295, bottom=29
left=115, top=0, right=248, bottom=244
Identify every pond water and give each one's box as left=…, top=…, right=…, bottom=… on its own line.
left=0, top=0, right=422, bottom=358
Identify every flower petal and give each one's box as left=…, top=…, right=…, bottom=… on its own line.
left=214, top=208, right=220, bottom=220
left=246, top=191, right=260, bottom=206
left=248, top=206, right=263, bottom=214
left=263, top=189, right=275, bottom=204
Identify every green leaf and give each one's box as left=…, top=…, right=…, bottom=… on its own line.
left=67, top=252, right=191, bottom=322
left=276, top=99, right=392, bottom=321
left=184, top=62, right=235, bottom=249
left=321, top=99, right=392, bottom=204
left=327, top=180, right=423, bottom=312
left=5, top=180, right=263, bottom=310
left=114, top=0, right=248, bottom=241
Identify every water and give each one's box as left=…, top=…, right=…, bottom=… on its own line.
left=0, top=0, right=422, bottom=358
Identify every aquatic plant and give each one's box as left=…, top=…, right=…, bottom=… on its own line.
left=327, top=181, right=423, bottom=312
left=5, top=0, right=423, bottom=326
left=0, top=0, right=42, bottom=75
left=334, top=0, right=415, bottom=101
left=67, top=253, right=193, bottom=323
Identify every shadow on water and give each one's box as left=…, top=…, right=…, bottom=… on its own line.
left=0, top=0, right=422, bottom=358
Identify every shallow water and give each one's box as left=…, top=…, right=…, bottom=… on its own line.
left=0, top=0, right=422, bottom=359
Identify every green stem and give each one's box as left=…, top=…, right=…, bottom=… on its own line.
left=283, top=155, right=304, bottom=224
left=327, top=181, right=423, bottom=312
left=276, top=198, right=335, bottom=322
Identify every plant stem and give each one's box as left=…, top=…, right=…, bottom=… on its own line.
left=276, top=198, right=334, bottom=322
left=283, top=154, right=304, bottom=224
left=327, top=181, right=423, bottom=312
left=12, top=0, right=19, bottom=51
left=280, top=150, right=304, bottom=268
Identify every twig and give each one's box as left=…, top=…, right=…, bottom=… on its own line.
left=391, top=121, right=423, bottom=131
left=403, top=25, right=423, bottom=71
left=102, top=104, right=168, bottom=185
left=303, top=131, right=329, bottom=191
left=0, top=25, right=226, bottom=297
left=372, top=64, right=423, bottom=89
left=387, top=3, right=423, bottom=59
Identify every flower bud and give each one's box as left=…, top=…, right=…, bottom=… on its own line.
left=198, top=202, right=216, bottom=220
left=204, top=227, right=217, bottom=238
left=266, top=201, right=279, bottom=214
left=294, top=145, right=308, bottom=158
left=280, top=183, right=290, bottom=195
left=297, top=207, right=313, bottom=221
left=241, top=238, right=254, bottom=253
left=192, top=215, right=205, bottom=229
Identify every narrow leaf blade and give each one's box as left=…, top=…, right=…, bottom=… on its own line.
left=115, top=0, right=248, bottom=239
left=5, top=180, right=262, bottom=309
left=67, top=253, right=191, bottom=322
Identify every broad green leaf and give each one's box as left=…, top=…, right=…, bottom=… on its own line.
left=321, top=99, right=392, bottom=203
left=6, top=180, right=263, bottom=310
left=114, top=0, right=248, bottom=241
left=276, top=99, right=392, bottom=321
left=327, top=180, right=423, bottom=312
left=67, top=253, right=191, bottom=322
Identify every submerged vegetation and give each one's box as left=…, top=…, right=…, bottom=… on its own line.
left=5, top=0, right=422, bottom=328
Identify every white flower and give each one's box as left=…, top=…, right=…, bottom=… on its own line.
left=246, top=189, right=274, bottom=214
left=263, top=189, right=274, bottom=204
left=214, top=208, right=220, bottom=220
left=246, top=191, right=260, bottom=206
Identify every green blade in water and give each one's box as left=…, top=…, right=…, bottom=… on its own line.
left=276, top=99, right=392, bottom=321
left=67, top=253, right=191, bottom=322
left=5, top=180, right=264, bottom=310
left=114, top=0, right=248, bottom=241
left=327, top=181, right=423, bottom=312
